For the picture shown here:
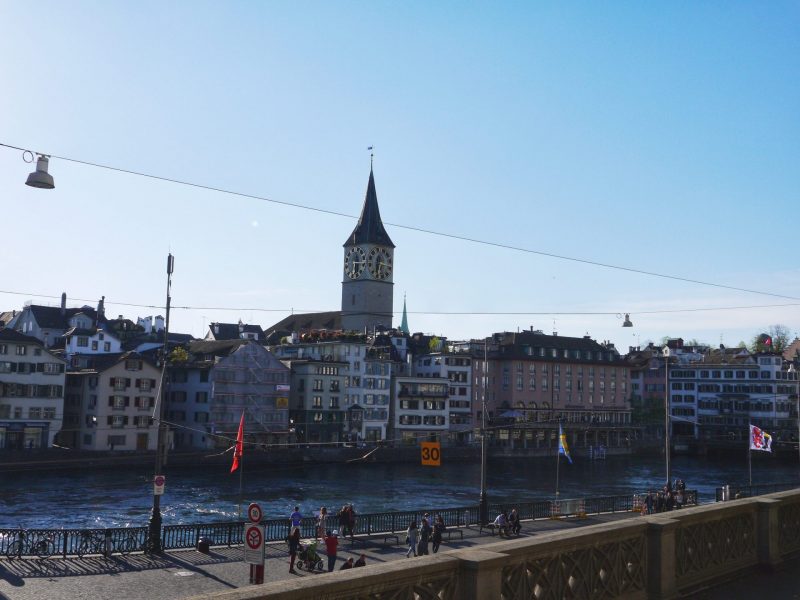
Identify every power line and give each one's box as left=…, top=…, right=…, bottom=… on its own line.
left=2, top=141, right=798, bottom=302
left=2, top=286, right=800, bottom=319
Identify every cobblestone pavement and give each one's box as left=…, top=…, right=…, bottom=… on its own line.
left=0, top=513, right=635, bottom=600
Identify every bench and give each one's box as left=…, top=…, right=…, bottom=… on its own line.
left=349, top=533, right=400, bottom=546
left=441, top=529, right=463, bottom=541
left=479, top=523, right=511, bottom=536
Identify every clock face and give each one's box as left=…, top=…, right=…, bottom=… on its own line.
left=367, top=247, right=393, bottom=280
left=344, top=247, right=366, bottom=279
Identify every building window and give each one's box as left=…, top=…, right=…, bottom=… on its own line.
left=312, top=396, right=322, bottom=408
left=77, top=337, right=88, bottom=347
left=16, top=345, right=27, bottom=355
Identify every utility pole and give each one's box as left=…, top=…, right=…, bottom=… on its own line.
left=148, top=253, right=174, bottom=553
left=478, top=338, right=488, bottom=525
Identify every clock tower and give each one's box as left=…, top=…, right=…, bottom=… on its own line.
left=341, top=168, right=394, bottom=332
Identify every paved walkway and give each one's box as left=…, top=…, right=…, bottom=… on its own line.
left=4, top=512, right=796, bottom=600
left=0, top=513, right=635, bottom=600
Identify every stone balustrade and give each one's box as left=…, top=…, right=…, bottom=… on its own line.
left=187, top=489, right=800, bottom=600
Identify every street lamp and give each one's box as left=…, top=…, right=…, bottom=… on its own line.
left=789, top=364, right=800, bottom=466
left=25, top=154, right=55, bottom=189
left=148, top=253, right=174, bottom=553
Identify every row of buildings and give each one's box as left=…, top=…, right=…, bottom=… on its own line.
left=2, top=167, right=798, bottom=454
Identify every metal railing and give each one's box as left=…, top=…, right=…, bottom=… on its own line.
left=715, top=481, right=799, bottom=501
left=0, top=490, right=699, bottom=559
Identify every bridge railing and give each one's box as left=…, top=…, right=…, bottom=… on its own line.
left=715, top=481, right=799, bottom=501
left=0, top=490, right=698, bottom=558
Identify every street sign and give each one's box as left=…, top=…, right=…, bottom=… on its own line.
left=153, top=474, right=166, bottom=496
left=420, top=441, right=441, bottom=466
left=243, top=524, right=265, bottom=565
left=248, top=503, right=263, bottom=523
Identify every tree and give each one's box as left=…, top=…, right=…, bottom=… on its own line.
left=169, top=346, right=190, bottom=363
left=750, top=324, right=791, bottom=353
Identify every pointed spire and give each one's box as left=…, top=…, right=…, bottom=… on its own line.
left=344, top=167, right=395, bottom=248
left=399, top=294, right=410, bottom=335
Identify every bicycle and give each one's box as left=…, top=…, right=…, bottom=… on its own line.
left=119, top=531, right=158, bottom=555
left=6, top=527, right=57, bottom=559
left=77, top=530, right=115, bottom=558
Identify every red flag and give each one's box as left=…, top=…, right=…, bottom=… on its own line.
left=231, top=411, right=244, bottom=473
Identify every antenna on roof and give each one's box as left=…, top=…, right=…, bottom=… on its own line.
left=367, top=146, right=374, bottom=169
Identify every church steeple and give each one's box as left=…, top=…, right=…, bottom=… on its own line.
left=344, top=168, right=395, bottom=248
left=399, top=294, right=410, bottom=335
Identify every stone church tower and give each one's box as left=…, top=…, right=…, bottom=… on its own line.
left=341, top=168, right=394, bottom=332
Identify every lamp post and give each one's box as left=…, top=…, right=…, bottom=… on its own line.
left=478, top=338, right=488, bottom=525
left=148, top=253, right=174, bottom=553
left=791, top=364, right=800, bottom=467
left=664, top=351, right=671, bottom=488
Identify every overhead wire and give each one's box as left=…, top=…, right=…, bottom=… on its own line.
left=2, top=141, right=799, bottom=302
left=1, top=285, right=800, bottom=319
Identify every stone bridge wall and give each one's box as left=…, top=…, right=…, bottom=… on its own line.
left=187, top=489, right=800, bottom=600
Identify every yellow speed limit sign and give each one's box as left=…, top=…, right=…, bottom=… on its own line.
left=420, top=441, right=441, bottom=466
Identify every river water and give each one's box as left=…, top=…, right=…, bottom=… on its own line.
left=1, top=454, right=798, bottom=529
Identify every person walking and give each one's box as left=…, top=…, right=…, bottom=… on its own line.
left=290, top=505, right=303, bottom=535
left=288, top=528, right=301, bottom=574
left=418, top=517, right=431, bottom=556
left=324, top=530, right=339, bottom=572
left=405, top=520, right=418, bottom=558
left=347, top=504, right=357, bottom=541
left=317, top=507, right=328, bottom=539
left=338, top=505, right=350, bottom=538
left=431, top=515, right=445, bottom=553
left=509, top=508, right=521, bottom=535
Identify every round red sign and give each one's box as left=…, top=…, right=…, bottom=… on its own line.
left=248, top=503, right=262, bottom=523
left=246, top=525, right=263, bottom=550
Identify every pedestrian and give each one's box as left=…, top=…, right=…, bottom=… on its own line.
left=354, top=554, right=366, bottom=567
left=432, top=515, right=445, bottom=553
left=339, top=557, right=354, bottom=570
left=406, top=520, right=418, bottom=558
left=324, top=529, right=339, bottom=572
left=644, top=492, right=654, bottom=515
left=338, top=505, right=350, bottom=537
left=288, top=528, right=301, bottom=574
left=509, top=508, right=521, bottom=535
left=418, top=517, right=431, bottom=555
left=347, top=504, right=357, bottom=540
left=317, top=506, right=328, bottom=539
left=290, top=505, right=303, bottom=535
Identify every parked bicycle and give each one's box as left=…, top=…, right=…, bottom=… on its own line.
left=6, top=527, right=58, bottom=559
left=119, top=531, right=157, bottom=555
left=77, top=530, right=114, bottom=558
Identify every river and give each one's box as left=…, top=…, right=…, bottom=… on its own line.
left=1, top=454, right=798, bottom=529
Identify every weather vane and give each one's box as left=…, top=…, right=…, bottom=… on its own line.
left=367, top=145, right=374, bottom=168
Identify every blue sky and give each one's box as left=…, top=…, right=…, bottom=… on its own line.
left=1, top=1, right=798, bottom=350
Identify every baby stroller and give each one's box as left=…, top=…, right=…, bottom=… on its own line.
left=296, top=540, right=324, bottom=571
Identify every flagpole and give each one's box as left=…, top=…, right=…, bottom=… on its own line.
left=238, top=450, right=243, bottom=520
left=748, top=445, right=752, bottom=487
left=555, top=423, right=560, bottom=498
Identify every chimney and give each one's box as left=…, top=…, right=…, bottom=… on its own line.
left=60, top=292, right=67, bottom=316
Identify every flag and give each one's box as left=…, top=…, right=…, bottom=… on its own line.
left=558, top=423, right=572, bottom=464
left=764, top=336, right=772, bottom=347
left=749, top=424, right=772, bottom=452
left=231, top=411, right=245, bottom=472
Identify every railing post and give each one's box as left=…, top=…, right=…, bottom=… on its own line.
left=756, top=498, right=782, bottom=570
left=455, top=548, right=507, bottom=600
left=647, top=518, right=679, bottom=600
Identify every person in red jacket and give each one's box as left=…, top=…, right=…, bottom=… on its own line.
left=323, top=530, right=339, bottom=572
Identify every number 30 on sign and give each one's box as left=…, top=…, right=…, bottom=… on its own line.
left=420, top=441, right=441, bottom=466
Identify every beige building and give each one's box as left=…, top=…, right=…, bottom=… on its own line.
left=0, top=328, right=67, bottom=449
left=64, top=352, right=160, bottom=451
